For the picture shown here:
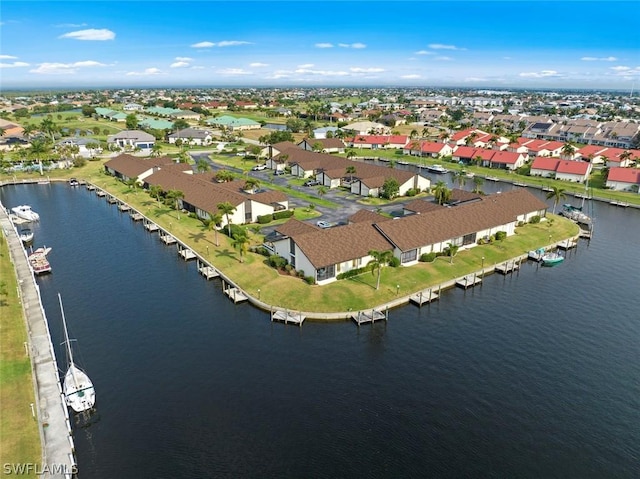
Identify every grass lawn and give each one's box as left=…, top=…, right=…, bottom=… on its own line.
left=0, top=236, right=40, bottom=477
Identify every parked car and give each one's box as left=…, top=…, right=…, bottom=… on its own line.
left=316, top=220, right=331, bottom=228
left=304, top=179, right=321, bottom=186
left=273, top=169, right=285, bottom=176
left=252, top=164, right=267, bottom=171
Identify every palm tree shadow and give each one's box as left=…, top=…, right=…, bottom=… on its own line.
left=347, top=274, right=376, bottom=290
left=215, top=248, right=237, bottom=261
left=188, top=232, right=206, bottom=243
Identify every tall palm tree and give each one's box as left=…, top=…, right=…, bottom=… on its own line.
left=345, top=165, right=356, bottom=183
left=39, top=117, right=58, bottom=142
left=243, top=177, right=259, bottom=193
left=346, top=149, right=356, bottom=161
left=151, top=143, right=163, bottom=157
left=445, top=242, right=460, bottom=264
left=196, top=158, right=210, bottom=173
left=561, top=142, right=576, bottom=159
left=546, top=186, right=567, bottom=214
left=217, top=201, right=236, bottom=237
left=433, top=180, right=451, bottom=205
left=472, top=176, right=484, bottom=194
left=166, top=189, right=185, bottom=216
left=367, top=249, right=394, bottom=290
left=28, top=137, right=50, bottom=173
left=207, top=213, right=223, bottom=246
left=149, top=185, right=163, bottom=203
left=231, top=231, right=250, bottom=263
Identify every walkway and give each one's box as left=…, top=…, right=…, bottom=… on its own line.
left=1, top=204, right=76, bottom=478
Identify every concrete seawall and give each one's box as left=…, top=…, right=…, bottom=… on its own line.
left=1, top=204, right=77, bottom=479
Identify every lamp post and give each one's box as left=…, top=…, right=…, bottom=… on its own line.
left=257, top=289, right=261, bottom=300
left=481, top=256, right=485, bottom=270
left=396, top=284, right=400, bottom=296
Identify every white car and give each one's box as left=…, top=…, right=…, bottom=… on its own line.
left=316, top=220, right=331, bottom=229
left=252, top=164, right=267, bottom=171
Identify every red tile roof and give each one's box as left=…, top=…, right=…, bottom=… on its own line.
left=490, top=151, right=523, bottom=165
left=531, top=157, right=561, bottom=171
left=607, top=167, right=640, bottom=184
left=556, top=160, right=590, bottom=175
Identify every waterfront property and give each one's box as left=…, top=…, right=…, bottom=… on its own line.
left=265, top=189, right=547, bottom=285
left=606, top=167, right=640, bottom=192
left=106, top=130, right=156, bottom=152
left=530, top=157, right=592, bottom=183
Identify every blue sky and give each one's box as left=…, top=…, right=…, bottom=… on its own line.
left=1, top=1, right=638, bottom=90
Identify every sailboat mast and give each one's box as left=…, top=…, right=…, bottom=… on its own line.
left=58, top=293, right=74, bottom=366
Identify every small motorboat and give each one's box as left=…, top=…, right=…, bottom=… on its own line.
left=426, top=164, right=449, bottom=174
left=11, top=205, right=40, bottom=222
left=69, top=178, right=79, bottom=187
left=541, top=251, right=564, bottom=267
left=19, top=228, right=34, bottom=245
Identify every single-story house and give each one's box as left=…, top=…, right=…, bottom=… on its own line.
left=487, top=151, right=527, bottom=171
left=104, top=154, right=183, bottom=182
left=298, top=138, right=345, bottom=154
left=107, top=130, right=155, bottom=151
left=206, top=115, right=261, bottom=131
left=56, top=137, right=103, bottom=158
left=168, top=127, right=214, bottom=146
left=346, top=135, right=409, bottom=150
left=342, top=121, right=390, bottom=135
left=605, top=167, right=640, bottom=192
left=529, top=157, right=591, bottom=183
left=403, top=141, right=454, bottom=158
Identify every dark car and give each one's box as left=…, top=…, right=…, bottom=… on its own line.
left=274, top=170, right=285, bottom=176
left=304, top=179, right=320, bottom=186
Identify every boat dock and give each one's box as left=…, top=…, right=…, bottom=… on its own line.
left=198, top=261, right=220, bottom=280
left=107, top=195, right=117, bottom=204
left=352, top=309, right=387, bottom=325
left=557, top=238, right=578, bottom=250
left=495, top=260, right=520, bottom=275
left=223, top=284, right=248, bottom=303
left=86, top=184, right=96, bottom=191
left=271, top=309, right=305, bottom=326
left=456, top=274, right=482, bottom=289
left=144, top=220, right=159, bottom=232
left=130, top=212, right=144, bottom=221
left=118, top=202, right=131, bottom=212
left=177, top=244, right=196, bottom=260
left=610, top=200, right=629, bottom=207
left=409, top=288, right=440, bottom=306
left=159, top=231, right=177, bottom=245
left=95, top=189, right=106, bottom=197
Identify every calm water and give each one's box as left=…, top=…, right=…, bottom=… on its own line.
left=2, top=183, right=639, bottom=478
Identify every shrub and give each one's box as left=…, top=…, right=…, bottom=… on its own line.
left=405, top=188, right=418, bottom=197
left=420, top=252, right=437, bottom=263
left=517, top=221, right=525, bottom=227
left=223, top=224, right=246, bottom=238
left=257, top=214, right=273, bottom=224
left=304, top=276, right=316, bottom=285
left=273, top=209, right=294, bottom=220
left=529, top=215, right=541, bottom=224
left=389, top=257, right=401, bottom=267
left=72, top=157, right=86, bottom=168
left=495, top=231, right=507, bottom=241
left=253, top=246, right=271, bottom=257
left=284, top=264, right=294, bottom=273
left=268, top=255, right=288, bottom=269
left=336, top=267, right=367, bottom=280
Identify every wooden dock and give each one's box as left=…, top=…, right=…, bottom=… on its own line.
left=130, top=212, right=143, bottom=221
left=144, top=221, right=159, bottom=232
left=610, top=200, right=629, bottom=207
left=198, top=264, right=219, bottom=280
left=495, top=260, right=520, bottom=275
left=485, top=176, right=500, bottom=182
left=177, top=244, right=195, bottom=260
left=271, top=309, right=305, bottom=326
left=107, top=195, right=117, bottom=204
left=456, top=274, right=482, bottom=289
left=352, top=309, right=387, bottom=325
left=96, top=189, right=106, bottom=197
left=118, top=202, right=131, bottom=212
left=224, top=286, right=248, bottom=303
left=409, top=288, right=440, bottom=306
left=159, top=231, right=177, bottom=244
left=578, top=228, right=593, bottom=239
left=86, top=184, right=96, bottom=191
left=557, top=238, right=578, bottom=250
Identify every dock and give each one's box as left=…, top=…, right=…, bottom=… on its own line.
left=177, top=244, right=195, bottom=260
left=224, top=286, right=248, bottom=303
left=485, top=176, right=500, bottom=182
left=159, top=231, right=177, bottom=244
left=557, top=238, right=578, bottom=250
left=107, top=195, right=117, bottom=204
left=352, top=309, right=387, bottom=325
left=95, top=189, right=106, bottom=197
left=144, top=220, right=159, bottom=232
left=130, top=212, right=144, bottom=221
left=198, top=264, right=220, bottom=280
left=495, top=260, right=520, bottom=275
left=578, top=228, right=593, bottom=239
left=456, top=274, right=482, bottom=289
left=86, top=184, right=96, bottom=191
left=118, top=202, right=131, bottom=212
left=271, top=309, right=305, bottom=326
left=610, top=200, right=629, bottom=207
left=409, top=288, right=440, bottom=306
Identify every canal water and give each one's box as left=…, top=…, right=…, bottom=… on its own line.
left=2, top=182, right=639, bottom=478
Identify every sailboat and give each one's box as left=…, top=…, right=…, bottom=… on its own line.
left=58, top=294, right=95, bottom=413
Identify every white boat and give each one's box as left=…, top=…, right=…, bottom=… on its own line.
left=426, top=164, right=449, bottom=174
left=28, top=247, right=52, bottom=275
left=58, top=294, right=95, bottom=413
left=11, top=205, right=40, bottom=222
left=541, top=252, right=564, bottom=267
left=19, top=228, right=34, bottom=245
left=69, top=178, right=79, bottom=187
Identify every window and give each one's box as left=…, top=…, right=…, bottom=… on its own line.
left=401, top=249, right=417, bottom=263
left=316, top=264, right=336, bottom=282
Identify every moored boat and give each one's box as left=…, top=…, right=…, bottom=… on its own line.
left=541, top=251, right=564, bottom=267
left=426, top=164, right=449, bottom=174
left=528, top=247, right=545, bottom=262
left=11, top=205, right=40, bottom=222
left=560, top=204, right=591, bottom=225
left=19, top=227, right=34, bottom=245
left=58, top=294, right=96, bottom=413
left=69, top=178, right=79, bottom=187
left=28, top=247, right=52, bottom=275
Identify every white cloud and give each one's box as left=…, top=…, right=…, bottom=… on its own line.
left=59, top=28, right=115, bottom=41
left=315, top=43, right=334, bottom=48
left=126, top=67, right=163, bottom=76
left=297, top=63, right=314, bottom=68
left=611, top=66, right=631, bottom=71
left=30, top=60, right=106, bottom=74
left=295, top=68, right=349, bottom=76
left=170, top=62, right=190, bottom=68
left=249, top=62, right=269, bottom=67
left=0, top=55, right=18, bottom=59
left=581, top=56, right=618, bottom=62
left=415, top=50, right=434, bottom=55
left=217, top=68, right=252, bottom=75
left=610, top=66, right=640, bottom=77
left=464, top=77, right=488, bottom=82
left=400, top=74, right=421, bottom=79
left=175, top=56, right=193, bottom=62
left=192, top=40, right=251, bottom=48
left=0, top=61, right=30, bottom=69
left=350, top=67, right=385, bottom=73
left=55, top=23, right=88, bottom=28
left=434, top=56, right=453, bottom=61
left=428, top=43, right=465, bottom=51
left=338, top=42, right=367, bottom=49
left=519, top=70, right=562, bottom=78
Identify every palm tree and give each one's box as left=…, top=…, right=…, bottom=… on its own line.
left=151, top=143, right=163, bottom=157
left=546, top=186, right=567, bottom=214
left=196, top=158, right=210, bottom=173
left=619, top=150, right=633, bottom=166
left=207, top=213, right=223, bottom=246
left=243, top=177, right=259, bottom=193
left=217, top=201, right=236, bottom=237
left=367, top=249, right=394, bottom=290
left=445, top=243, right=460, bottom=264
left=346, top=149, right=356, bottom=161
left=39, top=117, right=58, bottom=142
left=561, top=142, right=576, bottom=159
left=433, top=180, right=451, bottom=205
left=166, top=189, right=185, bottom=216
left=28, top=137, right=50, bottom=174
left=345, top=165, right=356, bottom=184
left=22, top=124, right=36, bottom=139
left=472, top=176, right=484, bottom=194
left=149, top=185, right=163, bottom=203
left=317, top=186, right=328, bottom=199
left=409, top=129, right=418, bottom=140
left=231, top=231, right=250, bottom=263
left=215, top=170, right=235, bottom=183
left=454, top=170, right=466, bottom=188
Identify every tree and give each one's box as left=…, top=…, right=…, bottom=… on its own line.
left=472, top=176, right=484, bottom=193
left=215, top=170, right=235, bottom=183
left=149, top=185, right=163, bottom=203
left=243, top=178, right=259, bottom=193
left=317, top=186, right=328, bottom=199
left=561, top=142, right=576, bottom=159
left=39, top=117, right=58, bottom=142
left=381, top=177, right=399, bottom=199
left=125, top=114, right=138, bottom=130
left=312, top=142, right=324, bottom=152
left=81, top=105, right=96, bottom=117
left=345, top=165, right=356, bottom=183
left=546, top=186, right=567, bottom=214
left=217, top=201, right=236, bottom=237
left=444, top=243, right=460, bottom=264
left=367, top=250, right=394, bottom=290
left=433, top=180, right=451, bottom=205
left=453, top=170, right=466, bottom=188
left=409, top=129, right=418, bottom=140
left=172, top=119, right=189, bottom=131
left=196, top=158, right=210, bottom=173
left=346, top=149, right=356, bottom=161
left=285, top=118, right=305, bottom=133
left=207, top=213, right=223, bottom=246
left=166, top=189, right=185, bottom=215
left=231, top=231, right=250, bottom=263
left=151, top=143, right=163, bottom=157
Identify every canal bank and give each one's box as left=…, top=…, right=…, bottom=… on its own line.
left=0, top=204, right=77, bottom=478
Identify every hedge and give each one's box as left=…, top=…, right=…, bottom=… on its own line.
left=273, top=210, right=294, bottom=220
